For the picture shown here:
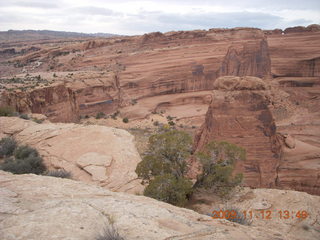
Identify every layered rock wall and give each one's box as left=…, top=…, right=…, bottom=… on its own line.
left=195, top=76, right=320, bottom=195
left=194, top=76, right=280, bottom=188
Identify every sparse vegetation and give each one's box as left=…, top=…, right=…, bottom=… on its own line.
left=168, top=120, right=175, bottom=126
left=45, top=169, right=72, bottom=178
left=32, top=118, right=44, bottom=124
left=0, top=75, right=51, bottom=91
left=96, top=225, right=125, bottom=240
left=0, top=138, right=46, bottom=175
left=111, top=111, right=120, bottom=120
left=166, top=115, right=174, bottom=121
left=96, top=112, right=106, bottom=119
left=0, top=137, right=17, bottom=158
left=19, top=113, right=30, bottom=120
left=14, top=145, right=38, bottom=159
left=131, top=99, right=138, bottom=105
left=0, top=106, right=15, bottom=116
left=122, top=117, right=129, bottom=123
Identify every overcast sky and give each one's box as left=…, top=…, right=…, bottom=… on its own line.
left=1, top=0, right=319, bottom=35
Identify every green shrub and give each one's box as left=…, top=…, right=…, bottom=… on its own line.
left=19, top=113, right=29, bottom=120
left=166, top=115, right=174, bottom=121
left=168, top=120, right=175, bottom=126
left=0, top=106, right=15, bottom=116
left=14, top=145, right=39, bottom=159
left=45, top=169, right=72, bottom=178
left=111, top=111, right=119, bottom=120
left=195, top=141, right=245, bottom=197
left=122, top=117, right=129, bottom=123
left=32, top=118, right=44, bottom=124
left=136, top=129, right=193, bottom=207
left=1, top=155, right=46, bottom=174
left=136, top=130, right=192, bottom=180
left=96, top=112, right=106, bottom=119
left=0, top=137, right=17, bottom=157
left=144, top=174, right=193, bottom=207
left=96, top=225, right=124, bottom=240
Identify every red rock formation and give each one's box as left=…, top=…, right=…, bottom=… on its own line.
left=194, top=76, right=320, bottom=195
left=1, top=74, right=121, bottom=122
left=194, top=76, right=280, bottom=188
left=267, top=29, right=320, bottom=78
left=2, top=84, right=79, bottom=122
left=219, top=39, right=271, bottom=78
left=1, top=27, right=272, bottom=122
left=284, top=24, right=320, bottom=34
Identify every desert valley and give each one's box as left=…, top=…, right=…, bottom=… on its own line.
left=0, top=24, right=320, bottom=240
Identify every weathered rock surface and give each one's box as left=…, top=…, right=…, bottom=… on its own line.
left=0, top=117, right=143, bottom=193
left=1, top=171, right=319, bottom=240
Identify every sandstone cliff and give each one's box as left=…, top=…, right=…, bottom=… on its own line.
left=2, top=26, right=319, bottom=123
left=0, top=28, right=272, bottom=122
left=194, top=76, right=279, bottom=188
left=1, top=171, right=319, bottom=240
left=0, top=117, right=143, bottom=193
left=194, top=76, right=320, bottom=195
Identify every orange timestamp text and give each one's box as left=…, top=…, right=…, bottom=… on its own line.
left=211, top=209, right=309, bottom=220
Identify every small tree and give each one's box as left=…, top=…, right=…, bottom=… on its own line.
left=136, top=129, right=193, bottom=206
left=144, top=174, right=193, bottom=207
left=96, top=112, right=106, bottom=119
left=196, top=141, right=245, bottom=197
left=122, top=117, right=129, bottom=123
left=136, top=129, right=192, bottom=180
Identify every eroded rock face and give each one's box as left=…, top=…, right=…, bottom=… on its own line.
left=276, top=134, right=320, bottom=195
left=0, top=28, right=272, bottom=122
left=1, top=73, right=120, bottom=123
left=0, top=117, right=143, bottom=193
left=1, top=27, right=320, bottom=124
left=219, top=39, right=271, bottom=78
left=195, top=76, right=279, bottom=188
left=1, top=171, right=319, bottom=240
left=194, top=76, right=320, bottom=195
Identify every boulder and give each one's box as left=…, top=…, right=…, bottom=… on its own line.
left=0, top=117, right=143, bottom=194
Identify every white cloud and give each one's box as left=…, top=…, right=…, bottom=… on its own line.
left=0, top=0, right=319, bottom=35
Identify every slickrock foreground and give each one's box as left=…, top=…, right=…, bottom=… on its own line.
left=1, top=171, right=319, bottom=240
left=0, top=117, right=143, bottom=193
